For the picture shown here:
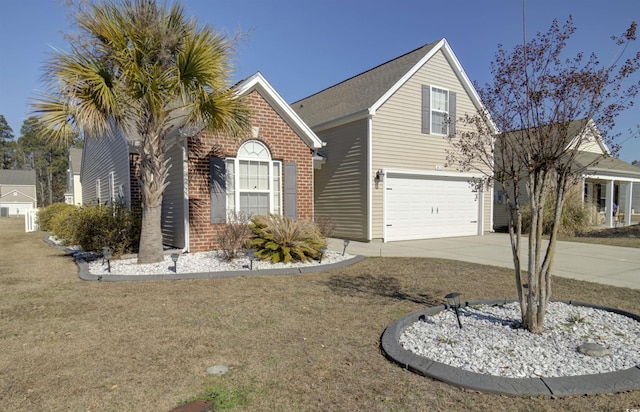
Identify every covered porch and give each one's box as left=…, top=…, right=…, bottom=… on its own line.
left=581, top=156, right=640, bottom=228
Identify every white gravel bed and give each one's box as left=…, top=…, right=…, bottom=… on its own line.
left=87, top=250, right=353, bottom=275
left=399, top=301, right=640, bottom=378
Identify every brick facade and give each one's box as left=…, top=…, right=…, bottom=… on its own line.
left=187, top=89, right=315, bottom=252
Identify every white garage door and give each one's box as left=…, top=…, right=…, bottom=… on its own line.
left=0, top=202, right=34, bottom=216
left=385, top=174, right=479, bottom=241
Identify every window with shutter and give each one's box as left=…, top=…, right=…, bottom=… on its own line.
left=216, top=140, right=284, bottom=220
left=422, top=85, right=456, bottom=136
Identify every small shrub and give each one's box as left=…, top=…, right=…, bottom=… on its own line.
left=314, top=215, right=337, bottom=238
left=67, top=202, right=141, bottom=257
left=217, top=211, right=252, bottom=261
left=249, top=214, right=325, bottom=263
left=37, top=202, right=76, bottom=233
left=521, top=185, right=593, bottom=236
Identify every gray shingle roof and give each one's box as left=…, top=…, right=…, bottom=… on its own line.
left=576, top=151, right=640, bottom=177
left=292, top=40, right=442, bottom=128
left=0, top=169, right=36, bottom=186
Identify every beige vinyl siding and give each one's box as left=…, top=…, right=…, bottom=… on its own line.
left=0, top=185, right=36, bottom=203
left=493, top=180, right=529, bottom=229
left=314, top=119, right=369, bottom=240
left=161, top=142, right=187, bottom=249
left=576, top=128, right=605, bottom=154
left=0, top=185, right=37, bottom=214
left=372, top=50, right=492, bottom=238
left=81, top=124, right=131, bottom=207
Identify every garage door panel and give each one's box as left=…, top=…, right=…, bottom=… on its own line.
left=385, top=174, right=478, bottom=241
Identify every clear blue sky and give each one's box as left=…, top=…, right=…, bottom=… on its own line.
left=1, top=0, right=639, bottom=162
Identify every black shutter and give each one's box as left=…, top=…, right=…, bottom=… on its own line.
left=422, top=85, right=431, bottom=134
left=210, top=157, right=227, bottom=224
left=448, top=91, right=456, bottom=137
left=284, top=162, right=297, bottom=219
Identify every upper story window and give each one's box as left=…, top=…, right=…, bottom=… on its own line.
left=422, top=85, right=456, bottom=137
left=431, top=87, right=449, bottom=135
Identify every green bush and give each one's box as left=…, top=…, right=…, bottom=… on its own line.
left=521, top=186, right=594, bottom=236
left=249, top=214, right=326, bottom=263
left=65, top=202, right=141, bottom=257
left=37, top=202, right=77, bottom=233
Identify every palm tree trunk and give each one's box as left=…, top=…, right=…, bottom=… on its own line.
left=136, top=128, right=170, bottom=264
left=138, top=203, right=164, bottom=264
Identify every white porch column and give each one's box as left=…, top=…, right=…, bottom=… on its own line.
left=622, top=181, right=632, bottom=226
left=605, top=180, right=614, bottom=227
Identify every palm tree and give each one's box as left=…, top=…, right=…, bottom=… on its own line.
left=32, top=0, right=250, bottom=263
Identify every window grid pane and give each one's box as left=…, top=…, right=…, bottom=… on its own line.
left=431, top=87, right=449, bottom=135
left=240, top=193, right=269, bottom=216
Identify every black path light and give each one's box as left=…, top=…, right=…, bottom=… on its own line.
left=342, top=239, right=350, bottom=256
left=170, top=253, right=180, bottom=273
left=247, top=249, right=258, bottom=270
left=444, top=292, right=463, bottom=329
left=318, top=246, right=327, bottom=263
left=102, top=246, right=113, bottom=273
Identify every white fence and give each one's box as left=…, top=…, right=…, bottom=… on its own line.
left=25, top=208, right=39, bottom=232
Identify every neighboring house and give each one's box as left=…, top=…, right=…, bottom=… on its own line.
left=64, top=147, right=83, bottom=205
left=634, top=183, right=640, bottom=214
left=0, top=169, right=37, bottom=216
left=293, top=39, right=496, bottom=242
left=493, top=119, right=640, bottom=229
left=81, top=72, right=324, bottom=252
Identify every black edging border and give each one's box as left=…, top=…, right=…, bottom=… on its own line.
left=380, top=298, right=640, bottom=397
left=44, top=235, right=366, bottom=282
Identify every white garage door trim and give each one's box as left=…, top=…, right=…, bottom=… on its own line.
left=382, top=169, right=484, bottom=242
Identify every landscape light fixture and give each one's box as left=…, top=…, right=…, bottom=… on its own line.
left=319, top=246, right=328, bottom=264
left=444, top=292, right=463, bottom=329
left=342, top=239, right=350, bottom=256
left=247, top=249, right=258, bottom=270
left=102, top=246, right=113, bottom=273
left=171, top=253, right=180, bottom=273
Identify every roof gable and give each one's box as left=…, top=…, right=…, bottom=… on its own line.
left=293, top=39, right=495, bottom=132
left=236, top=72, right=324, bottom=150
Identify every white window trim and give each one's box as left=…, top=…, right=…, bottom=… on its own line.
left=226, top=140, right=282, bottom=217
left=431, top=85, right=450, bottom=136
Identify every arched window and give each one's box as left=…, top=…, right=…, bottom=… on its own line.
left=225, top=140, right=282, bottom=217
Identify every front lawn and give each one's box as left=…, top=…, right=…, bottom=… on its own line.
left=1, top=217, right=639, bottom=411
left=560, top=222, right=640, bottom=248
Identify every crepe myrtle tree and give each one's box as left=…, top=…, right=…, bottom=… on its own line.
left=32, top=0, right=251, bottom=263
left=447, top=18, right=640, bottom=333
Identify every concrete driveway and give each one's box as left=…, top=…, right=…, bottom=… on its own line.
left=327, top=233, right=639, bottom=290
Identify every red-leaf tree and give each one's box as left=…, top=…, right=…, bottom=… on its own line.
left=447, top=17, right=639, bottom=333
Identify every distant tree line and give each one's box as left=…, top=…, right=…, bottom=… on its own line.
left=0, top=114, right=81, bottom=207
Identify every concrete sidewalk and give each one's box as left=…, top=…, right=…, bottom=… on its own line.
left=327, top=233, right=640, bottom=290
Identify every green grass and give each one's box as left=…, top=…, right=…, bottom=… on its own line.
left=180, top=384, right=252, bottom=409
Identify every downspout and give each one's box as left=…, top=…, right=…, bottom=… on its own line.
left=367, top=114, right=373, bottom=241
left=489, top=181, right=494, bottom=233
left=182, top=139, right=190, bottom=253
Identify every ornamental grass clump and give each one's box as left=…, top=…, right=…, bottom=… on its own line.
left=249, top=214, right=326, bottom=263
